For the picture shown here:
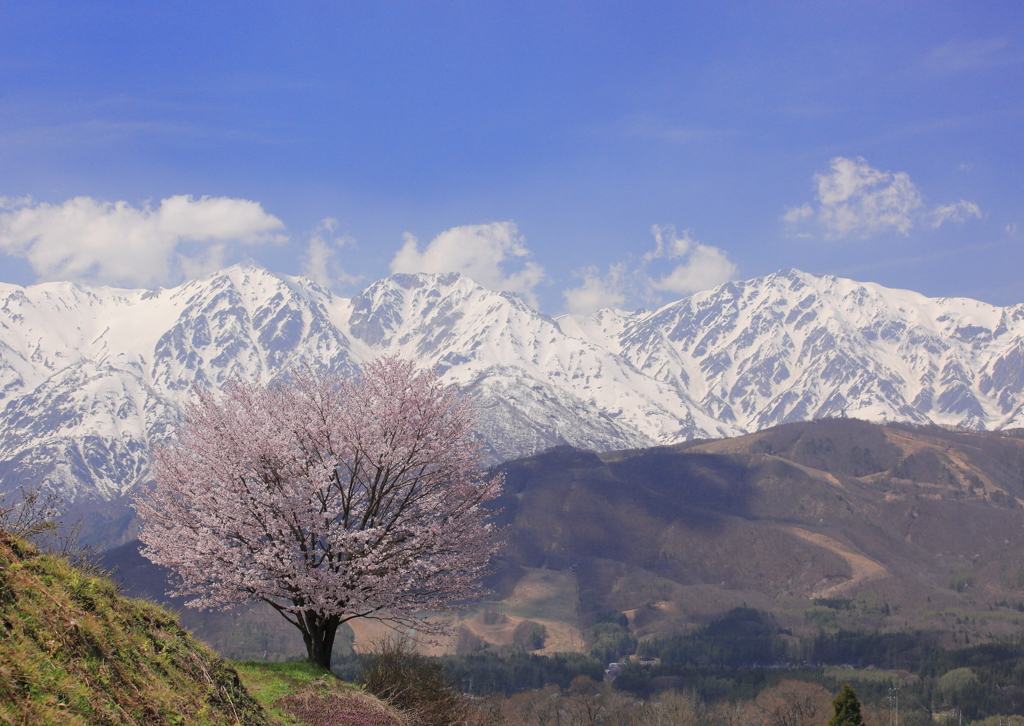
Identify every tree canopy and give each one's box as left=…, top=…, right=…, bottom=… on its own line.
left=134, top=357, right=503, bottom=667
left=828, top=684, right=864, bottom=726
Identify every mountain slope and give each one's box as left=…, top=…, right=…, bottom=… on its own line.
left=559, top=269, right=1024, bottom=433
left=4, top=263, right=1024, bottom=511
left=476, top=419, right=1024, bottom=650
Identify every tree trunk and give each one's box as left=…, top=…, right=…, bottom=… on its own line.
left=300, top=612, right=341, bottom=669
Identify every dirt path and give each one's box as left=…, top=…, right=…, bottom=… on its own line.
left=782, top=526, right=890, bottom=597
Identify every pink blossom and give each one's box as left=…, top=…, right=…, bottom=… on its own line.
left=133, top=356, right=503, bottom=667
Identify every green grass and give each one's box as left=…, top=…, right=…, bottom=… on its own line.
left=0, top=532, right=268, bottom=725
left=233, top=660, right=408, bottom=726
left=0, top=527, right=407, bottom=726
left=233, top=661, right=336, bottom=723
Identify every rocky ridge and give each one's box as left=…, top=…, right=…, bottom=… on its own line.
left=1, top=262, right=1023, bottom=504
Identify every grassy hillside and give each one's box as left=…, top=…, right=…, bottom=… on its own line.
left=0, top=531, right=268, bottom=725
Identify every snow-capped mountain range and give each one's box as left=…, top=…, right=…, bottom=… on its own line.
left=2, top=261, right=1024, bottom=504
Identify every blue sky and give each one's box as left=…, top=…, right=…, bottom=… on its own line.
left=0, top=1, right=1021, bottom=313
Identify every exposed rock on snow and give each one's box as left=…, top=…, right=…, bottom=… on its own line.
left=1, top=262, right=1022, bottom=502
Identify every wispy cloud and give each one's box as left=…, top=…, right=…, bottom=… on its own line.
left=0, top=118, right=274, bottom=151
left=0, top=195, right=285, bottom=287
left=923, top=38, right=1015, bottom=73
left=626, top=120, right=715, bottom=143
left=930, top=200, right=983, bottom=228
left=0, top=94, right=303, bottom=151
left=783, top=157, right=981, bottom=238
left=816, top=157, right=923, bottom=235
left=602, top=115, right=733, bottom=145
left=0, top=195, right=34, bottom=210
left=832, top=240, right=1001, bottom=278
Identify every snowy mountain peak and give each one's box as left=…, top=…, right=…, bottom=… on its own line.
left=4, top=266, right=1024, bottom=505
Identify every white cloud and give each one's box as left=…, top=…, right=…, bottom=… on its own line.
left=301, top=217, right=361, bottom=290
left=178, top=243, right=229, bottom=280
left=785, top=157, right=982, bottom=238
left=0, top=195, right=33, bottom=210
left=651, top=243, right=737, bottom=295
left=390, top=222, right=545, bottom=306
left=0, top=195, right=285, bottom=287
left=924, top=38, right=1011, bottom=73
left=563, top=264, right=628, bottom=315
left=562, top=225, right=737, bottom=315
left=646, top=225, right=736, bottom=295
left=815, top=157, right=923, bottom=235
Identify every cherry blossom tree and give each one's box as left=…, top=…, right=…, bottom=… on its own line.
left=133, top=357, right=503, bottom=668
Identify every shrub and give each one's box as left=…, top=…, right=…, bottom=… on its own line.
left=360, top=638, right=468, bottom=726
left=949, top=568, right=977, bottom=593
left=511, top=620, right=547, bottom=651
left=481, top=610, right=507, bottom=625
left=589, top=621, right=637, bottom=664
left=939, top=667, right=980, bottom=701
left=0, top=485, right=98, bottom=571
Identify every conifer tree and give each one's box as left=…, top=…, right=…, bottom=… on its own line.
left=828, top=684, right=864, bottom=726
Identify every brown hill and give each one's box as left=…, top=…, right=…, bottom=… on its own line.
left=485, top=418, right=1024, bottom=648
left=105, top=418, right=1024, bottom=656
